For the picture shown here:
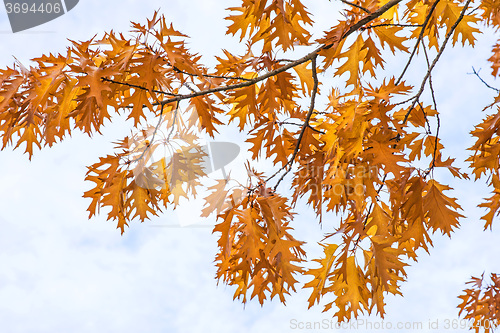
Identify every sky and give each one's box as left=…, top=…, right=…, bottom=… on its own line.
left=0, top=1, right=500, bottom=332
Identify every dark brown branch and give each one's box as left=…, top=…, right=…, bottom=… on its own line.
left=467, top=5, right=481, bottom=16
left=158, top=55, right=314, bottom=108
left=308, top=124, right=325, bottom=134
left=289, top=56, right=320, bottom=162
left=275, top=59, right=296, bottom=63
left=182, top=82, right=198, bottom=94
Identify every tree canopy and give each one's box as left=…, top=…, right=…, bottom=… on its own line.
left=1, top=0, right=500, bottom=329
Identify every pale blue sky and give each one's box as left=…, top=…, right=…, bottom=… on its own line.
left=0, top=1, right=499, bottom=332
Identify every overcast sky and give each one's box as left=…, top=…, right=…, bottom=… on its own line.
left=0, top=1, right=499, bottom=332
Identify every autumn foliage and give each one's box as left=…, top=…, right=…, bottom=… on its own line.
left=1, top=0, right=500, bottom=327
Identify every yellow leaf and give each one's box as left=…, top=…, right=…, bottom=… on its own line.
left=423, top=180, right=463, bottom=236
left=335, top=35, right=368, bottom=89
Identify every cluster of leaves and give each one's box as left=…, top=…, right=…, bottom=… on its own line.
left=1, top=0, right=500, bottom=326
left=458, top=274, right=500, bottom=332
left=214, top=180, right=306, bottom=305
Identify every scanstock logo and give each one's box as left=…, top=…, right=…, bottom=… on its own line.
left=4, top=0, right=79, bottom=32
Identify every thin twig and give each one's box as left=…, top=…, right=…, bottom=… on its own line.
left=396, top=0, right=441, bottom=85
left=172, top=66, right=254, bottom=82
left=421, top=42, right=440, bottom=175
left=340, top=0, right=371, bottom=13
left=362, top=23, right=422, bottom=30
left=115, top=0, right=403, bottom=181
left=467, top=5, right=481, bottom=16
left=231, top=0, right=403, bottom=191
left=273, top=55, right=319, bottom=190
left=422, top=44, right=438, bottom=112
left=470, top=67, right=500, bottom=92
left=276, top=121, right=325, bottom=134
left=403, top=0, right=473, bottom=124
left=308, top=124, right=325, bottom=134
left=126, top=103, right=166, bottom=165
left=182, top=82, right=198, bottom=94
left=151, top=0, right=403, bottom=110
left=417, top=100, right=431, bottom=134
left=166, top=101, right=180, bottom=142
left=428, top=113, right=440, bottom=174
left=101, top=77, right=179, bottom=97
left=362, top=174, right=388, bottom=226
left=353, top=173, right=388, bottom=250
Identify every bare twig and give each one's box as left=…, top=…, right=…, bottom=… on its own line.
left=273, top=55, right=320, bottom=190
left=362, top=23, right=422, bottom=30
left=421, top=43, right=441, bottom=175
left=166, top=101, right=180, bottom=142
left=422, top=44, right=438, bottom=112
left=182, top=82, right=198, bottom=94
left=353, top=173, right=388, bottom=250
left=126, top=102, right=167, bottom=165
left=362, top=173, right=388, bottom=226
left=171, top=66, right=254, bottom=82
left=429, top=113, right=440, bottom=173
left=417, top=100, right=432, bottom=134
left=340, top=0, right=371, bottom=13
left=275, top=59, right=296, bottom=63
left=403, top=0, right=473, bottom=124
left=308, top=124, right=325, bottom=134
left=276, top=121, right=326, bottom=134
left=396, top=0, right=441, bottom=85
left=101, top=77, right=180, bottom=97
left=470, top=67, right=500, bottom=92
left=467, top=5, right=481, bottom=16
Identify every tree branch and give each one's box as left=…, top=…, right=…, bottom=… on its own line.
left=101, top=77, right=180, bottom=97
left=340, top=0, right=371, bottom=14
left=470, top=67, right=500, bottom=92
left=276, top=121, right=326, bottom=134
left=362, top=23, right=422, bottom=30
left=273, top=55, right=319, bottom=190
left=422, top=43, right=440, bottom=176
left=110, top=0, right=404, bottom=187
left=403, top=0, right=473, bottom=124
left=151, top=0, right=403, bottom=110
left=396, top=0, right=441, bottom=85
left=171, top=65, right=254, bottom=82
